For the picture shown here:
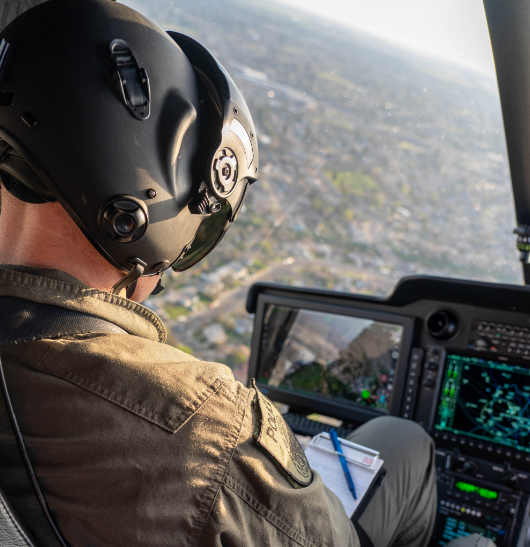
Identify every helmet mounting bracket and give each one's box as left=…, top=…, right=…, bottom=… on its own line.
left=110, top=39, right=150, bottom=120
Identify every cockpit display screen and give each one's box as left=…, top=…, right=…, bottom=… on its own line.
left=256, top=304, right=404, bottom=413
left=434, top=353, right=530, bottom=453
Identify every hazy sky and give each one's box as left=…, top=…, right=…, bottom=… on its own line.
left=276, top=0, right=495, bottom=76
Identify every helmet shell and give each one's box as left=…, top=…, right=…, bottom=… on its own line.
left=0, top=0, right=258, bottom=275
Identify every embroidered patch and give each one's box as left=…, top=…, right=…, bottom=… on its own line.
left=252, top=379, right=312, bottom=487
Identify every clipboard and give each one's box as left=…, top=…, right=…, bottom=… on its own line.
left=305, top=432, right=386, bottom=521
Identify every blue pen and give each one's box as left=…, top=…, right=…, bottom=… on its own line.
left=329, top=428, right=357, bottom=500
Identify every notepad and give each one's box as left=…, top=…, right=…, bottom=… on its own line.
left=305, top=432, right=385, bottom=519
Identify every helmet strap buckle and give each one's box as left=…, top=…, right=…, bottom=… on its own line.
left=112, top=257, right=147, bottom=296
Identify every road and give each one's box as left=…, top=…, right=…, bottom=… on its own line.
left=168, top=260, right=392, bottom=349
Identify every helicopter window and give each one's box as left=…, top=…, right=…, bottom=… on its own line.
left=125, top=0, right=520, bottom=381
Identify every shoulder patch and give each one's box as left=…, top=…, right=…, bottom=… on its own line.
left=251, top=379, right=312, bottom=487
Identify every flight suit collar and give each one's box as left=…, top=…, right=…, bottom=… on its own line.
left=0, top=264, right=166, bottom=343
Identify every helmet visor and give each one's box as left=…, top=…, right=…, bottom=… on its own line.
left=171, top=181, right=248, bottom=271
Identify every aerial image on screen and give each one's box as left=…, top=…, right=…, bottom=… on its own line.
left=435, top=354, right=530, bottom=453
left=257, top=304, right=403, bottom=412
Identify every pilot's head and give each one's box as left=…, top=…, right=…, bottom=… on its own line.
left=0, top=0, right=258, bottom=297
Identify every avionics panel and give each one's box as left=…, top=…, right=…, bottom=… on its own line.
left=246, top=278, right=530, bottom=547
left=248, top=294, right=414, bottom=422
left=431, top=470, right=523, bottom=547
left=433, top=352, right=530, bottom=454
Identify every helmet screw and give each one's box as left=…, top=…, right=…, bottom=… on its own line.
left=147, top=189, right=157, bottom=199
left=209, top=202, right=221, bottom=214
left=233, top=107, right=238, bottom=115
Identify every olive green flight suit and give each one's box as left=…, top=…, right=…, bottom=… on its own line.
left=0, top=265, right=437, bottom=547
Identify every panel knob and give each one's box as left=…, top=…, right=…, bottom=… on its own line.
left=462, top=460, right=478, bottom=475
left=426, top=310, right=459, bottom=339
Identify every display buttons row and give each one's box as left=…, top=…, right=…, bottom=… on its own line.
left=439, top=500, right=482, bottom=518
left=432, top=432, right=530, bottom=464
left=402, top=348, right=424, bottom=419
left=477, top=322, right=530, bottom=337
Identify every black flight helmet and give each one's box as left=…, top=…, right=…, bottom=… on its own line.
left=0, top=0, right=258, bottom=291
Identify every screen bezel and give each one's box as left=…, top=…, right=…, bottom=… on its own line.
left=430, top=349, right=530, bottom=452
left=248, top=293, right=414, bottom=423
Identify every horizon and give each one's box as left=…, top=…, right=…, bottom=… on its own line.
left=273, top=0, right=496, bottom=77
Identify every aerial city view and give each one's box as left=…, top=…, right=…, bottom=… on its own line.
left=124, top=0, right=520, bottom=382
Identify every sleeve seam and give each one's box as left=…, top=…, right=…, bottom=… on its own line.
left=0, top=495, right=34, bottom=546
left=223, top=474, right=319, bottom=547
left=194, top=384, right=250, bottom=546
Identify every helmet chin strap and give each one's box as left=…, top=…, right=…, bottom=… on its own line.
left=126, top=280, right=138, bottom=299
left=112, top=258, right=147, bottom=296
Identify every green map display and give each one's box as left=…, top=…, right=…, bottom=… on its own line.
left=435, top=354, right=530, bottom=453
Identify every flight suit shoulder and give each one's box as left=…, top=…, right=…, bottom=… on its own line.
left=7, top=332, right=236, bottom=433
left=250, top=380, right=313, bottom=487
left=201, top=381, right=359, bottom=547
left=1, top=333, right=257, bottom=546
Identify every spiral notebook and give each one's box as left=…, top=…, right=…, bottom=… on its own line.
left=304, top=432, right=386, bottom=520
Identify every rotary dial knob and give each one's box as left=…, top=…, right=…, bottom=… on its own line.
left=212, top=148, right=238, bottom=196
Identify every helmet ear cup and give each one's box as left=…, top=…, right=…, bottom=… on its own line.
left=99, top=197, right=148, bottom=243
left=0, top=171, right=47, bottom=204
left=0, top=140, right=57, bottom=203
